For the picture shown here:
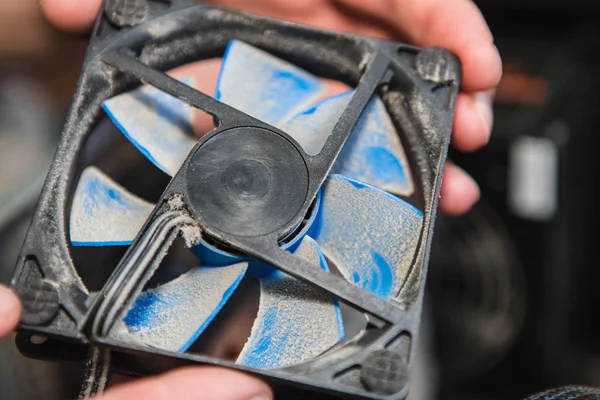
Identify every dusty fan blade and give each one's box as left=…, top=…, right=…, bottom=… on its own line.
left=281, top=91, right=352, bottom=156
left=311, top=175, right=423, bottom=299
left=216, top=40, right=325, bottom=127
left=70, top=166, right=153, bottom=246
left=122, top=261, right=249, bottom=352
left=103, top=77, right=197, bottom=176
left=282, top=91, right=414, bottom=196
left=236, top=236, right=343, bottom=369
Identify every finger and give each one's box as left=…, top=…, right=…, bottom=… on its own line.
left=98, top=367, right=273, bottom=400
left=107, top=374, right=135, bottom=387
left=334, top=0, right=502, bottom=93
left=451, top=90, right=494, bottom=152
left=438, top=162, right=480, bottom=216
left=40, top=0, right=102, bottom=33
left=0, top=285, right=21, bottom=339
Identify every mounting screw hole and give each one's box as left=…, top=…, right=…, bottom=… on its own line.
left=18, top=279, right=60, bottom=326
left=415, top=47, right=456, bottom=84
left=361, top=349, right=408, bottom=395
left=30, top=335, right=48, bottom=345
left=105, top=0, right=148, bottom=27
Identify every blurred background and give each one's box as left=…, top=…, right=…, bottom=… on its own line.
left=1, top=1, right=600, bottom=399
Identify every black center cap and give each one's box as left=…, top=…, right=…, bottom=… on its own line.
left=222, top=160, right=270, bottom=199
left=186, top=127, right=309, bottom=238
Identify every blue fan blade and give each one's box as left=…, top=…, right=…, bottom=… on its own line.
left=236, top=237, right=343, bottom=369
left=216, top=40, right=326, bottom=127
left=123, top=261, right=248, bottom=352
left=70, top=167, right=154, bottom=246
left=103, top=77, right=197, bottom=176
left=312, top=175, right=423, bottom=299
left=283, top=92, right=414, bottom=196
left=280, top=91, right=352, bottom=156
left=333, top=96, right=414, bottom=196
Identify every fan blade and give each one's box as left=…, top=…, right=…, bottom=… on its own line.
left=282, top=92, right=414, bottom=196
left=236, top=236, right=343, bottom=369
left=216, top=40, right=325, bottom=127
left=333, top=96, right=414, bottom=196
left=70, top=166, right=153, bottom=246
left=103, top=77, right=197, bottom=176
left=123, top=261, right=248, bottom=352
left=312, top=175, right=423, bottom=299
left=281, top=91, right=352, bottom=156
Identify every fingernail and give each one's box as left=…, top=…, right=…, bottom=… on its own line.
left=474, top=90, right=494, bottom=142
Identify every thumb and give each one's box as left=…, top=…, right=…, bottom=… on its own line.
left=0, top=284, right=21, bottom=340
left=97, top=366, right=273, bottom=400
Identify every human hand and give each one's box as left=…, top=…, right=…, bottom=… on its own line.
left=0, top=284, right=272, bottom=400
left=0, top=284, right=21, bottom=341
left=41, top=0, right=501, bottom=216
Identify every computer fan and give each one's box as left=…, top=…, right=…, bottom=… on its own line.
left=10, top=1, right=460, bottom=399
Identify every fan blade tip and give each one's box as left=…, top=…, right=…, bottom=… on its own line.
left=177, top=263, right=247, bottom=352
left=102, top=76, right=197, bottom=176
left=330, top=95, right=414, bottom=195
left=69, top=167, right=153, bottom=245
left=124, top=262, right=248, bottom=352
left=315, top=175, right=424, bottom=299
left=237, top=236, right=343, bottom=369
left=237, top=290, right=342, bottom=368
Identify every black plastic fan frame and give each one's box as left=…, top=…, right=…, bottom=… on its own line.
left=10, top=1, right=461, bottom=399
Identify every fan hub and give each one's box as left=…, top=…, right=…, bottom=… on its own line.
left=222, top=160, right=271, bottom=199
left=185, top=127, right=310, bottom=238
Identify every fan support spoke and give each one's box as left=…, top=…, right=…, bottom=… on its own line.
left=231, top=236, right=405, bottom=325
left=305, top=52, right=391, bottom=205
left=102, top=50, right=273, bottom=129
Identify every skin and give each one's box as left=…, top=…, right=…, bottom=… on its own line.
left=0, top=1, right=501, bottom=398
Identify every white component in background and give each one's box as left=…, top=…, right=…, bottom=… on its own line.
left=508, top=136, right=559, bottom=221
